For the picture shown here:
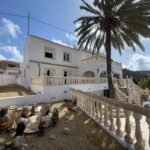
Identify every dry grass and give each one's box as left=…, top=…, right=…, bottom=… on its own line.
left=0, top=84, right=35, bottom=98
left=0, top=102, right=124, bottom=150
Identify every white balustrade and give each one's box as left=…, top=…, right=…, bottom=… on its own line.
left=72, top=89, right=150, bottom=150
left=31, top=76, right=108, bottom=86
left=133, top=112, right=144, bottom=150
left=124, top=109, right=133, bottom=144
left=109, top=104, right=115, bottom=131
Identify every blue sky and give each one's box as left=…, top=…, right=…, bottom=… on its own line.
left=0, top=0, right=150, bottom=71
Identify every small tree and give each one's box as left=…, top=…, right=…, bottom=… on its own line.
left=139, top=77, right=150, bottom=89
left=74, top=0, right=150, bottom=98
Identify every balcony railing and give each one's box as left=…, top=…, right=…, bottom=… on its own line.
left=31, top=76, right=108, bottom=86
left=7, top=67, right=20, bottom=71
left=72, top=89, right=150, bottom=149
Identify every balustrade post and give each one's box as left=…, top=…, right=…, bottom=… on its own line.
left=109, top=105, right=115, bottom=131
left=84, top=94, right=86, bottom=110
left=92, top=99, right=96, bottom=117
left=85, top=95, right=88, bottom=111
left=76, top=91, right=79, bottom=106
left=115, top=107, right=123, bottom=137
left=146, top=116, right=150, bottom=147
left=133, top=112, right=145, bottom=150
left=99, top=102, right=103, bottom=123
left=81, top=93, right=84, bottom=109
left=104, top=103, right=109, bottom=127
left=96, top=100, right=100, bottom=120
left=86, top=96, right=90, bottom=113
left=124, top=109, right=133, bottom=144
left=79, top=93, right=82, bottom=108
left=82, top=93, right=84, bottom=109
left=90, top=96, right=93, bottom=115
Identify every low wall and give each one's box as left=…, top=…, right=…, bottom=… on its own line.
left=0, top=74, right=17, bottom=84
left=30, top=83, right=108, bottom=101
left=0, top=94, right=59, bottom=108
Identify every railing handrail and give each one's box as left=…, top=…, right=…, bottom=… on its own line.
left=72, top=88, right=150, bottom=149
left=32, top=76, right=107, bottom=78
left=72, top=89, right=150, bottom=116
left=114, top=83, right=128, bottom=99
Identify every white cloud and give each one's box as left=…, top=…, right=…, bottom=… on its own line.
left=125, top=54, right=150, bottom=71
left=140, top=36, right=150, bottom=42
left=52, top=38, right=70, bottom=47
left=75, top=22, right=81, bottom=28
left=66, top=33, right=77, bottom=42
left=0, top=54, right=6, bottom=60
left=0, top=18, right=21, bottom=38
left=0, top=45, right=23, bottom=62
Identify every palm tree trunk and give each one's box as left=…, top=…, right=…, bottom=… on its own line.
left=105, top=29, right=115, bottom=98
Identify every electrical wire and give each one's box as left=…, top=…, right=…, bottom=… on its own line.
left=0, top=12, right=27, bottom=18
left=0, top=11, right=76, bottom=36
left=31, top=17, right=75, bottom=35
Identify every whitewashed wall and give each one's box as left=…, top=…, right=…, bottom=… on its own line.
left=20, top=35, right=122, bottom=88
left=0, top=83, right=108, bottom=108
left=0, top=94, right=59, bottom=108
left=0, top=74, right=17, bottom=84
left=77, top=51, right=122, bottom=77
left=30, top=83, right=108, bottom=100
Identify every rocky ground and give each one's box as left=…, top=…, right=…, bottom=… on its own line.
left=0, top=102, right=124, bottom=150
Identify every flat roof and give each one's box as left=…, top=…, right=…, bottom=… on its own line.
left=0, top=60, right=20, bottom=64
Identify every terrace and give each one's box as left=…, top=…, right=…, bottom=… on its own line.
left=0, top=77, right=150, bottom=150
left=31, top=76, right=108, bottom=86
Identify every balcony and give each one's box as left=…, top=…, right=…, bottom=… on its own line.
left=31, top=76, right=108, bottom=86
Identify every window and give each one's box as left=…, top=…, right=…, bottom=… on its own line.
left=8, top=64, right=16, bottom=68
left=64, top=52, right=71, bottom=62
left=45, top=47, right=55, bottom=59
left=45, top=68, right=55, bottom=76
left=45, top=52, right=53, bottom=58
left=64, top=70, right=71, bottom=77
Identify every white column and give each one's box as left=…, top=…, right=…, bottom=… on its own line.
left=115, top=107, right=123, bottom=137
left=109, top=104, right=115, bottom=131
left=133, top=112, right=144, bottom=150
left=104, top=103, right=109, bottom=127
left=124, top=109, right=133, bottom=144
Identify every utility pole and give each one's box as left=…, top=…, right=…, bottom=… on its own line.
left=27, top=12, right=30, bottom=36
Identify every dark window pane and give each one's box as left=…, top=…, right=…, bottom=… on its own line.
left=45, top=52, right=53, bottom=58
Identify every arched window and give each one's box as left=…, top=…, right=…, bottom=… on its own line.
left=83, top=71, right=95, bottom=77
left=100, top=71, right=107, bottom=78
left=113, top=73, right=120, bottom=79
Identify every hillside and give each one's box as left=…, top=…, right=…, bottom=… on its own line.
left=122, top=69, right=150, bottom=83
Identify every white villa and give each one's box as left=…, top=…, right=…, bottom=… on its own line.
left=19, top=35, right=122, bottom=97
left=1, top=35, right=150, bottom=150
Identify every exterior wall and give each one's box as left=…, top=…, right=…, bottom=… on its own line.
left=25, top=36, right=78, bottom=67
left=20, top=35, right=122, bottom=88
left=0, top=74, right=17, bottom=84
left=0, top=94, right=58, bottom=108
left=77, top=51, right=122, bottom=78
left=0, top=60, right=20, bottom=77
left=30, top=83, right=108, bottom=100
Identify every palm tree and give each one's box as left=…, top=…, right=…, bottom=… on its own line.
left=74, top=0, right=150, bottom=98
